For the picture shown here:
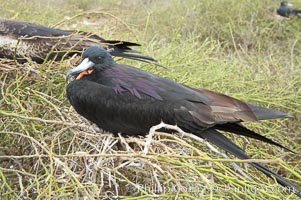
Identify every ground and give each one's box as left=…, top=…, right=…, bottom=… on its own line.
left=0, top=0, right=301, bottom=199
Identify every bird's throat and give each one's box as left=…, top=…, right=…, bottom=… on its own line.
left=76, top=68, right=95, bottom=80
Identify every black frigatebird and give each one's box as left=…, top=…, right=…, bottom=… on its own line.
left=66, top=46, right=301, bottom=197
left=277, top=1, right=301, bottom=17
left=0, top=18, right=157, bottom=64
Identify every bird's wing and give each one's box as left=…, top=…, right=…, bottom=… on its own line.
left=195, top=88, right=292, bottom=120
left=174, top=88, right=293, bottom=151
left=102, top=65, right=274, bottom=126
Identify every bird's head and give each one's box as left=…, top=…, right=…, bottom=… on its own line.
left=281, top=1, right=293, bottom=7
left=66, top=46, right=115, bottom=81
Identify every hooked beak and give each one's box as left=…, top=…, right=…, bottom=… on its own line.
left=66, top=58, right=95, bottom=81
left=287, top=3, right=293, bottom=7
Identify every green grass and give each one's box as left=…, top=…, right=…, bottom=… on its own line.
left=1, top=0, right=301, bottom=199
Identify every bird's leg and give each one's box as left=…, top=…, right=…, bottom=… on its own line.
left=144, top=121, right=200, bottom=155
left=143, top=121, right=176, bottom=155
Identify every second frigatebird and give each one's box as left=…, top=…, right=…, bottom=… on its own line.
left=66, top=46, right=301, bottom=197
left=0, top=18, right=157, bottom=64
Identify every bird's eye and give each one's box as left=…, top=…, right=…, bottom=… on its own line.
left=97, top=56, right=102, bottom=60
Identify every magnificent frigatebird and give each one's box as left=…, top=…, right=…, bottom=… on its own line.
left=0, top=18, right=157, bottom=64
left=277, top=1, right=301, bottom=17
left=66, top=46, right=301, bottom=197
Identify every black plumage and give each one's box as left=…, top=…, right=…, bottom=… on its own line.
left=0, top=18, right=157, bottom=64
left=66, top=46, right=301, bottom=197
left=277, top=1, right=301, bottom=17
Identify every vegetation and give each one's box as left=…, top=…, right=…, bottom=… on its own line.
left=1, top=0, right=300, bottom=199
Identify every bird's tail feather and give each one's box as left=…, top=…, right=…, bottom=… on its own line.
left=102, top=40, right=164, bottom=67
left=79, top=32, right=141, bottom=51
left=246, top=103, right=293, bottom=120
left=104, top=40, right=141, bottom=51
left=197, top=129, right=301, bottom=197
left=109, top=51, right=166, bottom=68
left=72, top=33, right=162, bottom=66
left=216, top=123, right=295, bottom=153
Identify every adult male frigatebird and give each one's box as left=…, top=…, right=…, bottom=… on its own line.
left=277, top=1, right=301, bottom=17
left=0, top=18, right=157, bottom=64
left=66, top=46, right=301, bottom=197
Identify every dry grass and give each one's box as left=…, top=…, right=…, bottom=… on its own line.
left=1, top=0, right=301, bottom=199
